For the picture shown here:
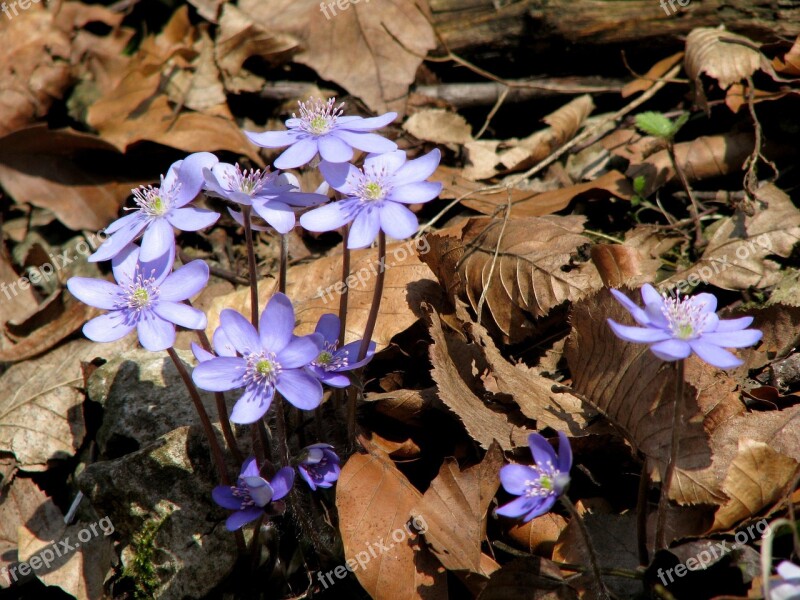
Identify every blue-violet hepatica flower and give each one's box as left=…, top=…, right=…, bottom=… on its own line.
left=191, top=293, right=324, bottom=424
left=496, top=432, right=571, bottom=523
left=90, top=152, right=220, bottom=263
left=607, top=284, right=762, bottom=369
left=300, top=149, right=443, bottom=249
left=67, top=244, right=209, bottom=352
left=307, top=314, right=376, bottom=388
left=771, top=561, right=800, bottom=600
left=212, top=458, right=294, bottom=531
left=297, top=443, right=341, bottom=490
left=246, top=97, right=397, bottom=170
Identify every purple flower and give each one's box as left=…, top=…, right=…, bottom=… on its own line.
left=191, top=328, right=236, bottom=363
left=203, top=163, right=326, bottom=234
left=300, top=149, right=442, bottom=249
left=245, top=97, right=397, bottom=169
left=296, top=443, right=341, bottom=490
left=306, top=314, right=376, bottom=388
left=496, top=432, right=571, bottom=523
left=67, top=244, right=208, bottom=351
left=90, top=152, right=220, bottom=263
left=191, top=293, right=324, bottom=424
left=607, top=284, right=763, bottom=369
left=212, top=458, right=294, bottom=531
left=772, top=562, right=800, bottom=600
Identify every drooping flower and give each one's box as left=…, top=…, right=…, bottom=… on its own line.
left=191, top=293, right=324, bottom=424
left=296, top=443, right=341, bottom=491
left=306, top=314, right=375, bottom=388
left=607, top=284, right=763, bottom=369
left=300, top=149, right=442, bottom=249
left=771, top=561, right=800, bottom=600
left=203, top=163, right=326, bottom=234
left=90, top=152, right=220, bottom=263
left=496, top=432, right=571, bottom=523
left=245, top=97, right=397, bottom=169
left=212, top=458, right=294, bottom=531
left=67, top=244, right=208, bottom=352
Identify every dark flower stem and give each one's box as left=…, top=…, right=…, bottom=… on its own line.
left=656, top=359, right=685, bottom=550
left=561, top=496, right=612, bottom=600
left=666, top=142, right=704, bottom=250
left=165, top=347, right=229, bottom=485
left=348, top=231, right=386, bottom=441
left=636, top=456, right=650, bottom=565
left=241, top=206, right=259, bottom=326
left=338, top=225, right=351, bottom=343
left=278, top=234, right=288, bottom=294
left=274, top=233, right=291, bottom=467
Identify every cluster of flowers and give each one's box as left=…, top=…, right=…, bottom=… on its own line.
left=66, top=97, right=442, bottom=526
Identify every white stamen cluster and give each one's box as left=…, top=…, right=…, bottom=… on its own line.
left=224, top=164, right=271, bottom=196
left=352, top=163, right=392, bottom=205
left=295, top=97, right=344, bottom=135
left=523, top=460, right=560, bottom=499
left=660, top=294, right=711, bottom=340
left=313, top=341, right=349, bottom=372
left=243, top=351, right=282, bottom=391
left=118, top=269, right=159, bottom=312
left=131, top=176, right=180, bottom=217
left=230, top=483, right=256, bottom=508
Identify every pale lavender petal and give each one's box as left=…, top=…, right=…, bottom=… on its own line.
left=274, top=138, right=319, bottom=169
left=220, top=309, right=261, bottom=354
left=277, top=191, right=328, bottom=208
left=166, top=207, right=219, bottom=231
left=347, top=209, right=380, bottom=249
left=252, top=201, right=295, bottom=234
left=276, top=369, right=323, bottom=409
left=386, top=182, right=442, bottom=204
left=691, top=292, right=718, bottom=314
left=609, top=289, right=651, bottom=326
left=136, top=312, right=176, bottom=351
left=192, top=342, right=215, bottom=362
left=332, top=130, right=397, bottom=154
left=495, top=495, right=537, bottom=519
left=153, top=301, right=206, bottom=330
left=83, top=311, right=135, bottom=342
left=317, top=371, right=350, bottom=387
left=193, top=356, right=247, bottom=391
left=259, top=293, right=295, bottom=353
left=104, top=211, right=144, bottom=235
left=392, top=148, right=441, bottom=182
left=379, top=202, right=418, bottom=240
left=315, top=314, right=340, bottom=344
left=159, top=260, right=209, bottom=301
left=607, top=320, right=672, bottom=343
left=649, top=338, right=692, bottom=361
left=319, top=161, right=359, bottom=194
left=225, top=507, right=262, bottom=531
left=640, top=284, right=663, bottom=309
left=777, top=561, right=800, bottom=580
left=269, top=467, right=295, bottom=501
left=299, top=202, right=350, bottom=232
left=556, top=431, right=572, bottom=472
left=213, top=328, right=237, bottom=357
left=139, top=218, right=175, bottom=263
left=499, top=464, right=539, bottom=495
left=528, top=434, right=558, bottom=469
left=343, top=340, right=376, bottom=370
left=241, top=456, right=260, bottom=478
left=339, top=112, right=397, bottom=131
left=227, top=207, right=270, bottom=232
left=246, top=129, right=302, bottom=148
left=212, top=486, right=243, bottom=510
left=174, top=152, right=219, bottom=206
left=277, top=334, right=322, bottom=368
left=715, top=316, right=754, bottom=332
left=318, top=134, right=354, bottom=163
left=524, top=495, right=557, bottom=522
left=67, top=278, right=121, bottom=310
left=230, top=385, right=274, bottom=424
left=701, top=329, right=762, bottom=348
left=143, top=244, right=175, bottom=287
left=111, top=244, right=141, bottom=287
left=688, top=340, right=742, bottom=369
left=243, top=478, right=273, bottom=506
left=363, top=150, right=406, bottom=175
left=89, top=214, right=148, bottom=262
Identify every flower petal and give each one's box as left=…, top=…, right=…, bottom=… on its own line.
left=528, top=433, right=558, bottom=469
left=277, top=334, right=321, bottom=368
left=687, top=339, right=742, bottom=369
left=89, top=215, right=148, bottom=263
left=139, top=218, right=175, bottom=263
left=159, top=260, right=209, bottom=301
left=700, top=329, right=762, bottom=348
left=213, top=328, right=237, bottom=357
left=332, top=130, right=397, bottom=154
left=556, top=431, right=572, bottom=473
left=173, top=152, right=219, bottom=206
left=167, top=207, right=219, bottom=232
left=315, top=313, right=340, bottom=344
left=714, top=316, right=754, bottom=332
left=252, top=200, right=295, bottom=234
left=225, top=507, right=263, bottom=531
left=259, top=293, right=295, bottom=353
left=83, top=311, right=135, bottom=343
left=316, top=370, right=351, bottom=387
left=342, top=340, right=376, bottom=370
left=495, top=495, right=537, bottom=519
left=318, top=134, right=354, bottom=163
left=67, top=278, right=121, bottom=310
left=274, top=138, right=319, bottom=170
left=347, top=209, right=380, bottom=249
left=245, top=129, right=302, bottom=148
left=136, top=312, right=176, bottom=351
left=607, top=320, right=672, bottom=343
left=499, top=464, right=539, bottom=495
left=363, top=150, right=406, bottom=175
left=191, top=342, right=215, bottom=362
left=220, top=309, right=261, bottom=355
left=275, top=369, right=323, bottom=410
left=609, top=289, right=651, bottom=326
left=230, top=385, right=274, bottom=424
left=212, top=486, right=243, bottom=510
left=319, top=160, right=359, bottom=194
left=269, top=467, right=295, bottom=501
left=111, top=244, right=140, bottom=287
left=153, top=301, right=207, bottom=330
left=339, top=112, right=397, bottom=131
left=379, top=202, right=418, bottom=240
left=386, top=181, right=442, bottom=204
left=691, top=293, right=718, bottom=314
left=649, top=338, right=692, bottom=361
left=392, top=148, right=441, bottom=182
left=299, top=202, right=350, bottom=233
left=243, top=477, right=273, bottom=506
left=524, top=494, right=557, bottom=522
left=192, top=356, right=247, bottom=392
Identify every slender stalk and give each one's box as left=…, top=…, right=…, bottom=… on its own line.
left=241, top=206, right=259, bottom=327
left=561, top=496, right=612, bottom=600
left=166, top=347, right=229, bottom=485
left=656, top=359, right=685, bottom=550
left=636, top=456, right=650, bottom=566
left=338, top=225, right=351, bottom=343
left=666, top=143, right=704, bottom=250
left=278, top=233, right=288, bottom=294
left=273, top=395, right=290, bottom=467
left=194, top=327, right=243, bottom=464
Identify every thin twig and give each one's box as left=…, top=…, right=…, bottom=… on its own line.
left=561, top=496, right=612, bottom=599
left=655, top=359, right=685, bottom=550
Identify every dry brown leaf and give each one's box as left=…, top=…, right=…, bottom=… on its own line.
left=207, top=238, right=443, bottom=351
left=239, top=0, right=436, bottom=113
left=365, top=388, right=438, bottom=424
left=403, top=109, right=473, bottom=146
left=0, top=5, right=71, bottom=136
left=0, top=477, right=50, bottom=588
left=410, top=443, right=503, bottom=576
left=590, top=243, right=658, bottom=288
left=336, top=447, right=447, bottom=600
left=422, top=216, right=602, bottom=344
left=773, top=36, right=800, bottom=76
left=476, top=556, right=577, bottom=600
left=0, top=251, right=40, bottom=339
left=660, top=184, right=800, bottom=291
left=622, top=52, right=684, bottom=98
left=187, top=0, right=225, bottom=22
left=505, top=513, right=568, bottom=557
left=740, top=305, right=800, bottom=371
left=428, top=309, right=533, bottom=451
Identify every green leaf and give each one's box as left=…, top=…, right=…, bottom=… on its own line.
left=635, top=111, right=676, bottom=140
left=633, top=175, right=647, bottom=196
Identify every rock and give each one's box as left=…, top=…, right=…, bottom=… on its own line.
left=77, top=425, right=239, bottom=600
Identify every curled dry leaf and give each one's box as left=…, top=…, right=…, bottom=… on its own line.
left=335, top=447, right=447, bottom=600
left=365, top=388, right=439, bottom=424
left=590, top=242, right=659, bottom=288
left=421, top=216, right=603, bottom=344
left=660, top=184, right=800, bottom=291
left=622, top=52, right=684, bottom=98
left=238, top=0, right=436, bottom=113
left=505, top=513, right=569, bottom=557
left=403, top=109, right=473, bottom=146
left=773, top=35, right=800, bottom=76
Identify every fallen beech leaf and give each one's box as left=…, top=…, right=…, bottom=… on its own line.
left=476, top=556, right=577, bottom=600
left=0, top=251, right=39, bottom=340
left=622, top=53, right=684, bottom=98
left=0, top=478, right=49, bottom=588
left=660, top=184, right=800, bottom=291
left=403, top=109, right=473, bottom=146
left=773, top=35, right=800, bottom=76
left=739, top=304, right=800, bottom=371
left=336, top=448, right=447, bottom=600
left=591, top=243, right=656, bottom=288
left=410, top=443, right=503, bottom=576
left=365, top=388, right=438, bottom=424
left=506, top=513, right=569, bottom=556
left=239, top=0, right=436, bottom=113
